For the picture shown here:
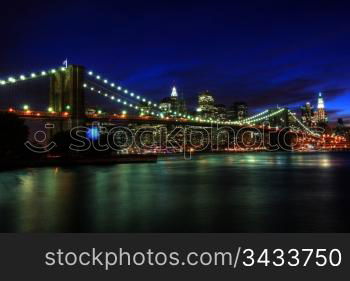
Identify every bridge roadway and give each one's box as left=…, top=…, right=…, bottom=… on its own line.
left=1, top=109, right=265, bottom=128
left=1, top=109, right=317, bottom=140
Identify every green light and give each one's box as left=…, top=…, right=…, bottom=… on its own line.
left=48, top=107, right=53, bottom=112
left=66, top=105, right=71, bottom=110
left=23, top=105, right=29, bottom=110
left=97, top=110, right=102, bottom=114
left=122, top=110, right=127, bottom=115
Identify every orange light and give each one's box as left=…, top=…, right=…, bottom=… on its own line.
left=8, top=108, right=14, bottom=112
left=63, top=112, right=69, bottom=117
left=36, top=113, right=41, bottom=116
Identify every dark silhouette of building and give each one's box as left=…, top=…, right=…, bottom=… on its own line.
left=215, top=104, right=227, bottom=120
left=228, top=102, right=248, bottom=121
left=335, top=118, right=346, bottom=136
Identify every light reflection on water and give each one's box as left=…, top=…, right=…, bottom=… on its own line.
left=0, top=152, right=350, bottom=232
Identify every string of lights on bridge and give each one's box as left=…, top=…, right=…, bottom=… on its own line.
left=0, top=67, right=67, bottom=85
left=288, top=110, right=320, bottom=137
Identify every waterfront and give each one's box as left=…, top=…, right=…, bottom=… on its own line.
left=0, top=152, right=349, bottom=232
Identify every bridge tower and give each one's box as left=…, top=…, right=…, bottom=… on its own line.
left=49, top=65, right=86, bottom=131
left=48, top=65, right=86, bottom=137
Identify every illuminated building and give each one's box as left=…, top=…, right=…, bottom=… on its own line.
left=317, top=92, right=327, bottom=125
left=159, top=86, right=187, bottom=115
left=300, top=102, right=315, bottom=127
left=198, top=91, right=216, bottom=118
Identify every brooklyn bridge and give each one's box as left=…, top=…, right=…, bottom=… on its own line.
left=0, top=64, right=347, bottom=152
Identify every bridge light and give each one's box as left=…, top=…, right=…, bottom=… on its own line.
left=104, top=93, right=108, bottom=97
left=48, top=107, right=53, bottom=112
left=20, top=75, right=26, bottom=80
left=90, top=87, right=94, bottom=91
left=148, top=101, right=151, bottom=105
left=153, top=103, right=157, bottom=107
left=123, top=101, right=127, bottom=105
left=61, top=67, right=66, bottom=71
left=103, top=79, right=108, bottom=83
left=83, top=83, right=87, bottom=87
left=23, top=105, right=29, bottom=111
left=97, top=110, right=102, bottom=114
left=142, top=98, right=146, bottom=102
left=41, top=71, right=46, bottom=76
left=117, top=98, right=121, bottom=102
left=136, top=96, right=140, bottom=99
left=96, top=75, right=100, bottom=79
left=110, top=83, right=115, bottom=87
left=110, top=96, right=115, bottom=100
left=130, top=92, right=134, bottom=97
left=31, top=73, right=36, bottom=78
left=124, top=89, right=128, bottom=94
left=135, top=106, right=139, bottom=109
left=8, top=77, right=16, bottom=83
left=117, top=86, right=122, bottom=90
left=122, top=110, right=127, bottom=115
left=51, top=69, right=56, bottom=73
left=0, top=80, right=5, bottom=85
left=88, top=71, right=93, bottom=75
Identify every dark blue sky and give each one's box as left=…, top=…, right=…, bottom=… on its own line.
left=1, top=0, right=350, bottom=121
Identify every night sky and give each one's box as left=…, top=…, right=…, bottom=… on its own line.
left=1, top=0, right=350, bottom=121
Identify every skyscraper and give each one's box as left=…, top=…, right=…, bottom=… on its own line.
left=317, top=92, right=327, bottom=124
left=300, top=102, right=315, bottom=127
left=159, top=86, right=186, bottom=115
left=197, top=91, right=216, bottom=119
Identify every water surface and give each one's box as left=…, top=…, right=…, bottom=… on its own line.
left=1, top=152, right=350, bottom=232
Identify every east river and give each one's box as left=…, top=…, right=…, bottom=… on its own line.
left=0, top=152, right=349, bottom=232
